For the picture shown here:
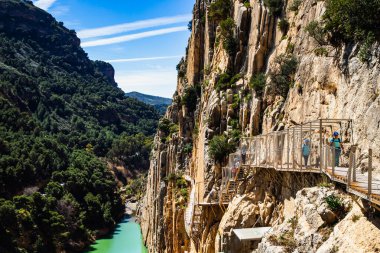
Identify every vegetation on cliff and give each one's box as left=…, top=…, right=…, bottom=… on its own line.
left=0, top=0, right=159, bottom=252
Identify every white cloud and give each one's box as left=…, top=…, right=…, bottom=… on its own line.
left=81, top=26, right=188, bottom=47
left=116, top=70, right=177, bottom=98
left=33, top=0, right=57, bottom=10
left=77, top=14, right=191, bottom=39
left=106, top=55, right=183, bottom=63
left=49, top=5, right=69, bottom=16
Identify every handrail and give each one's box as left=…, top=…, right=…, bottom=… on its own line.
left=221, top=119, right=379, bottom=206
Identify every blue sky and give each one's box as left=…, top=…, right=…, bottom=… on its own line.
left=32, top=0, right=194, bottom=98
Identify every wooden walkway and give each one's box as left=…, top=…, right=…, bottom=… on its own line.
left=188, top=119, right=378, bottom=243
left=220, top=119, right=379, bottom=206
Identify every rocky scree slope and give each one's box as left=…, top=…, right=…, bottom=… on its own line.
left=139, top=0, right=380, bottom=252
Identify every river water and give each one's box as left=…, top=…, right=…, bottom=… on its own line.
left=85, top=216, right=148, bottom=253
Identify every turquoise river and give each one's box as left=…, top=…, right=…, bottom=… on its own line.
left=85, top=216, right=148, bottom=253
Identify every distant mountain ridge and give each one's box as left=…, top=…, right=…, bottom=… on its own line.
left=126, top=91, right=172, bottom=105
left=126, top=91, right=172, bottom=115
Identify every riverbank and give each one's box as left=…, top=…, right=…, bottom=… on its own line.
left=84, top=215, right=147, bottom=253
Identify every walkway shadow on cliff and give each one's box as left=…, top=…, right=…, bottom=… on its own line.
left=362, top=200, right=380, bottom=229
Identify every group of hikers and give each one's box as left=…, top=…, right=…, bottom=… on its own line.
left=227, top=131, right=345, bottom=179
left=302, top=131, right=344, bottom=167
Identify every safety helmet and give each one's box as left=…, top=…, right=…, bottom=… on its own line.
left=333, top=131, right=339, bottom=136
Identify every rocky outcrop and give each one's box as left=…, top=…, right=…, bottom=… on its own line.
left=140, top=0, right=380, bottom=252
left=258, top=186, right=380, bottom=253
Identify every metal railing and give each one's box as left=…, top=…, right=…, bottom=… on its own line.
left=220, top=119, right=380, bottom=206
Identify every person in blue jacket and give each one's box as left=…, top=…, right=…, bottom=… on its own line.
left=302, top=139, right=310, bottom=167
left=330, top=131, right=344, bottom=166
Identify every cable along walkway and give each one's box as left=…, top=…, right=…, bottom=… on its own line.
left=220, top=119, right=380, bottom=206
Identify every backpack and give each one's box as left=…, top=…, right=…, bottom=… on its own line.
left=302, top=144, right=310, bottom=156
left=331, top=138, right=341, bottom=148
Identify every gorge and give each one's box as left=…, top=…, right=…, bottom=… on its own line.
left=1, top=0, right=380, bottom=252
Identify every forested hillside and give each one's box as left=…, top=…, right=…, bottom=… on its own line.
left=0, top=0, right=160, bottom=252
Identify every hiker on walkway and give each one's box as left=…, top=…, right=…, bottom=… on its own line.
left=330, top=131, right=344, bottom=166
left=241, top=142, right=247, bottom=164
left=302, top=139, right=311, bottom=167
left=232, top=156, right=240, bottom=179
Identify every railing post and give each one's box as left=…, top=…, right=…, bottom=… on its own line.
left=287, top=129, right=290, bottom=171
left=292, top=128, right=295, bottom=170
left=300, top=124, right=303, bottom=171
left=319, top=119, right=323, bottom=173
left=352, top=146, right=356, bottom=182
left=347, top=150, right=352, bottom=189
left=368, top=149, right=372, bottom=197
left=332, top=146, right=335, bottom=179
left=324, top=146, right=328, bottom=172
left=265, top=136, right=268, bottom=167
left=309, top=122, right=312, bottom=169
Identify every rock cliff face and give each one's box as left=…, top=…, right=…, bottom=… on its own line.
left=139, top=0, right=380, bottom=252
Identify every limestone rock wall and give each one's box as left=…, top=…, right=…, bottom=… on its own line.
left=140, top=0, right=380, bottom=252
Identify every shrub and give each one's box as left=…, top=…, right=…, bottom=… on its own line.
left=229, top=129, right=241, bottom=146
left=169, top=123, right=179, bottom=135
left=158, top=118, right=179, bottom=142
left=324, top=195, right=343, bottom=211
left=188, top=20, right=192, bottom=31
left=305, top=21, right=326, bottom=45
left=176, top=59, right=186, bottom=78
left=268, top=54, right=298, bottom=97
left=183, top=143, right=193, bottom=154
left=263, top=0, right=283, bottom=16
left=289, top=0, right=302, bottom=12
left=250, top=73, right=266, bottom=96
left=208, top=135, right=235, bottom=163
left=314, top=47, right=328, bottom=56
left=358, top=32, right=375, bottom=63
left=231, top=94, right=240, bottom=110
left=278, top=19, right=289, bottom=34
left=351, top=214, right=361, bottom=222
left=323, top=0, right=380, bottom=42
left=230, top=73, right=242, bottom=84
left=229, top=119, right=240, bottom=130
left=220, top=18, right=237, bottom=56
left=244, top=1, right=251, bottom=8
left=216, top=72, right=232, bottom=91
left=167, top=172, right=177, bottom=181
left=223, top=36, right=237, bottom=56
left=181, top=86, right=198, bottom=112
left=158, top=118, right=172, bottom=136
left=286, top=42, right=295, bottom=54
left=209, top=0, right=231, bottom=22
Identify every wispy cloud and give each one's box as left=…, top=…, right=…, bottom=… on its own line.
left=50, top=4, right=70, bottom=16
left=33, top=0, right=57, bottom=10
left=106, top=55, right=183, bottom=63
left=77, top=14, right=191, bottom=39
left=81, top=26, right=187, bottom=47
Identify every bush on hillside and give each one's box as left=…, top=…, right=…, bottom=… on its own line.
left=278, top=19, right=289, bottom=34
left=268, top=54, right=298, bottom=97
left=250, top=73, right=266, bottom=96
left=181, top=86, right=199, bottom=112
left=209, top=0, right=232, bottom=22
left=263, top=0, right=283, bottom=16
left=305, top=21, right=327, bottom=45
left=208, top=135, right=235, bottom=163
left=289, top=0, right=302, bottom=12
left=323, top=0, right=380, bottom=42
left=220, top=18, right=237, bottom=56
